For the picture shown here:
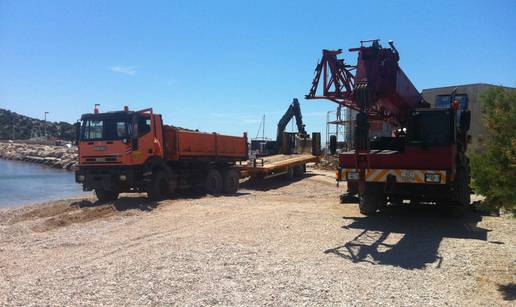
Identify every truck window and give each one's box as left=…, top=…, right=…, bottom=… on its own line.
left=82, top=118, right=129, bottom=140
left=83, top=120, right=103, bottom=140
left=408, top=110, right=453, bottom=145
left=116, top=122, right=127, bottom=138
left=138, top=116, right=151, bottom=136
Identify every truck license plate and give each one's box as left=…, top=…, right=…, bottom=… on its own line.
left=400, top=170, right=416, bottom=181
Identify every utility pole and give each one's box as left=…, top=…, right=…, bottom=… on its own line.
left=44, top=111, right=49, bottom=139
left=262, top=114, right=265, bottom=139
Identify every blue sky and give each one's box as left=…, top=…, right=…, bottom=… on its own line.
left=1, top=0, right=515, bottom=138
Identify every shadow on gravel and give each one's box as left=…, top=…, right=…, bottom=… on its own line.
left=241, top=173, right=316, bottom=191
left=74, top=197, right=158, bottom=212
left=499, top=283, right=516, bottom=301
left=325, top=205, right=489, bottom=269
left=73, top=189, right=251, bottom=212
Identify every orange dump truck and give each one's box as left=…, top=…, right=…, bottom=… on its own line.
left=75, top=107, right=248, bottom=201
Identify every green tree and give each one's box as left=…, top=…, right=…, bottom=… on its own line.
left=470, top=87, right=516, bottom=214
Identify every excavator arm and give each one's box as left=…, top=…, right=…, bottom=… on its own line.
left=276, top=98, right=308, bottom=145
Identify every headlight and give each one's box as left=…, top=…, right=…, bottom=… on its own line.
left=424, top=173, right=441, bottom=183
left=346, top=172, right=360, bottom=180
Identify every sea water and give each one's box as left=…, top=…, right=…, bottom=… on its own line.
left=0, top=159, right=89, bottom=208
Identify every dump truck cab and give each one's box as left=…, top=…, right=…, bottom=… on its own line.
left=78, top=107, right=163, bottom=166
left=75, top=107, right=166, bottom=200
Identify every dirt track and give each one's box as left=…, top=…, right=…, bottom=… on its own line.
left=0, top=169, right=514, bottom=305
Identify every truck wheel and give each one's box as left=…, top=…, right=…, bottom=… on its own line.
left=293, top=164, right=305, bottom=177
left=222, top=169, right=240, bottom=194
left=95, top=189, right=119, bottom=202
left=359, top=186, right=385, bottom=215
left=147, top=171, right=170, bottom=201
left=454, top=167, right=470, bottom=207
left=205, top=169, right=223, bottom=196
left=347, top=182, right=359, bottom=195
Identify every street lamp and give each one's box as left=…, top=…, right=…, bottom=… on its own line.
left=44, top=111, right=49, bottom=138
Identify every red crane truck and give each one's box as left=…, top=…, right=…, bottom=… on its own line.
left=306, top=40, right=471, bottom=215
left=75, top=107, right=248, bottom=201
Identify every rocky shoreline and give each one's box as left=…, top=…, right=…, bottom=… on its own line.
left=0, top=141, right=77, bottom=170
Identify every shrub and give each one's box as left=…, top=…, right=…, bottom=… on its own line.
left=470, top=87, right=516, bottom=215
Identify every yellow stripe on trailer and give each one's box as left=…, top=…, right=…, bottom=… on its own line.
left=342, top=168, right=447, bottom=184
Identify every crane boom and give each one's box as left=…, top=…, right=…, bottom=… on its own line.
left=306, top=40, right=428, bottom=127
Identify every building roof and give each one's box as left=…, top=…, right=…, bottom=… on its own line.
left=422, top=83, right=515, bottom=92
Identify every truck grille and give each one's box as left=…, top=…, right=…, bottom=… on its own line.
left=82, top=155, right=121, bottom=164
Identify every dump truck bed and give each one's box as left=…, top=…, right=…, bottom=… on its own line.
left=241, top=154, right=319, bottom=179
left=163, top=127, right=248, bottom=161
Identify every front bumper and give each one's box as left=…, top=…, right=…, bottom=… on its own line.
left=337, top=168, right=448, bottom=185
left=75, top=165, right=143, bottom=192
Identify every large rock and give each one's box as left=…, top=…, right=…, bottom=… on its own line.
left=0, top=142, right=78, bottom=170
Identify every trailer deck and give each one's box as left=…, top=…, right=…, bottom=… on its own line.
left=240, top=154, right=319, bottom=179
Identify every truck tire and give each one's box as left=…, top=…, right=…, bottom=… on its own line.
left=222, top=169, right=240, bottom=195
left=347, top=182, right=359, bottom=195
left=454, top=167, right=470, bottom=207
left=147, top=171, right=170, bottom=201
left=205, top=169, right=223, bottom=196
left=95, top=189, right=119, bottom=202
left=359, top=186, right=385, bottom=215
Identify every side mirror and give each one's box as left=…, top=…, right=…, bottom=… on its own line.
left=460, top=110, right=471, bottom=131
left=74, top=122, right=81, bottom=146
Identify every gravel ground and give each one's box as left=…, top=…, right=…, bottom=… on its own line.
left=0, top=169, right=514, bottom=306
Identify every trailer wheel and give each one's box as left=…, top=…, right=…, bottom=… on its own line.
left=359, top=186, right=385, bottom=215
left=95, top=189, right=119, bottom=202
left=147, top=171, right=170, bottom=201
left=222, top=169, right=240, bottom=194
left=293, top=164, right=305, bottom=177
left=286, top=167, right=294, bottom=179
left=205, top=169, right=223, bottom=196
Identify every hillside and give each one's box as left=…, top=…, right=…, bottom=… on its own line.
left=0, top=108, right=75, bottom=140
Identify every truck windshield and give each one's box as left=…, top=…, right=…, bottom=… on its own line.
left=407, top=110, right=453, bottom=145
left=82, top=117, right=131, bottom=141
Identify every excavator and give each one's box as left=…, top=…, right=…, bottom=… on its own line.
left=251, top=98, right=309, bottom=156
left=275, top=98, right=309, bottom=152
left=306, top=39, right=471, bottom=215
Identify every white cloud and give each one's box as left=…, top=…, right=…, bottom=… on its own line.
left=110, top=66, right=136, bottom=76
